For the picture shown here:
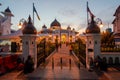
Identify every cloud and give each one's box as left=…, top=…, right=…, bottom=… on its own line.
left=58, top=8, right=78, bottom=17
left=61, top=22, right=86, bottom=33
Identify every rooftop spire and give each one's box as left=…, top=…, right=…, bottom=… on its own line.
left=28, top=15, right=32, bottom=24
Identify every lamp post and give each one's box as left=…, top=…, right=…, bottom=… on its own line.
left=96, top=18, right=103, bottom=28
left=78, top=40, right=80, bottom=57
left=43, top=38, right=46, bottom=62
left=60, top=27, right=61, bottom=46
left=18, top=18, right=26, bottom=29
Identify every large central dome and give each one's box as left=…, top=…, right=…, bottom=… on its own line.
left=50, top=19, right=61, bottom=27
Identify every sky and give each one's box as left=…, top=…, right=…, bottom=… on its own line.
left=0, top=0, right=120, bottom=33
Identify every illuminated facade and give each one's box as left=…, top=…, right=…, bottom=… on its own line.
left=38, top=19, right=78, bottom=43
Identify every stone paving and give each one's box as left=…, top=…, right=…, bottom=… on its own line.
left=26, top=44, right=100, bottom=80
left=0, top=70, right=23, bottom=80
left=1, top=44, right=119, bottom=80
left=103, top=68, right=120, bottom=80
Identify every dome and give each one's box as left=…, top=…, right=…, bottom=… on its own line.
left=42, top=24, right=47, bottom=28
left=50, top=19, right=61, bottom=27
left=72, top=28, right=75, bottom=31
left=22, top=16, right=37, bottom=34
left=67, top=26, right=71, bottom=30
left=5, top=7, right=11, bottom=13
left=86, top=17, right=100, bottom=34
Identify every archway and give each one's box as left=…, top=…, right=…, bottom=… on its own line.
left=103, top=57, right=107, bottom=63
left=108, top=57, right=113, bottom=65
left=115, top=57, right=119, bottom=65
left=61, top=34, right=67, bottom=43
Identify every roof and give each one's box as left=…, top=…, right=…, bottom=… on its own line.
left=22, top=16, right=37, bottom=34
left=42, top=24, right=47, bottom=28
left=50, top=19, right=61, bottom=27
left=0, top=29, right=22, bottom=40
left=40, top=29, right=52, bottom=34
left=1, top=7, right=14, bottom=16
left=113, top=5, right=120, bottom=16
left=112, top=18, right=116, bottom=24
left=67, top=26, right=71, bottom=30
left=5, top=7, right=11, bottom=13
left=86, top=17, right=100, bottom=34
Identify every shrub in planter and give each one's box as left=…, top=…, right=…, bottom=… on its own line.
left=24, top=55, right=34, bottom=74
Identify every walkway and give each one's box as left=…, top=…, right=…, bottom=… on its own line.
left=25, top=44, right=100, bottom=80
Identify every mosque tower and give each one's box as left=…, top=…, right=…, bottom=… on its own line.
left=21, top=16, right=37, bottom=68
left=1, top=7, right=14, bottom=35
left=85, top=16, right=101, bottom=70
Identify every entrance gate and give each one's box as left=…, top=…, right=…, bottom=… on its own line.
left=61, top=34, right=67, bottom=43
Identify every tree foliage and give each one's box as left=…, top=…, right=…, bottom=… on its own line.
left=101, top=31, right=115, bottom=47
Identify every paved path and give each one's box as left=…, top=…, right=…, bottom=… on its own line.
left=0, top=44, right=111, bottom=80
left=26, top=44, right=99, bottom=80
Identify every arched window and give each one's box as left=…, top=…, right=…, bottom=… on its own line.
left=115, top=57, right=119, bottom=65
left=95, top=41, right=97, bottom=44
left=108, top=57, right=113, bottom=65
left=103, top=57, right=107, bottom=63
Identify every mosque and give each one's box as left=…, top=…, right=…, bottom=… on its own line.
left=0, top=6, right=120, bottom=69
left=38, top=19, right=77, bottom=43
left=0, top=7, right=78, bottom=52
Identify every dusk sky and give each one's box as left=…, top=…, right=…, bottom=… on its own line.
left=0, top=0, right=120, bottom=33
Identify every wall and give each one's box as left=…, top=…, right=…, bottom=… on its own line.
left=101, top=52, right=120, bottom=64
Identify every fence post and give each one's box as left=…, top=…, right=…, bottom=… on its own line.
left=78, top=62, right=80, bottom=69
left=60, top=57, right=62, bottom=69
left=52, top=57, right=54, bottom=69
left=69, top=58, right=71, bottom=70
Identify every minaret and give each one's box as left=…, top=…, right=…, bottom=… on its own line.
left=85, top=16, right=101, bottom=70
left=1, top=7, right=14, bottom=35
left=67, top=26, right=71, bottom=43
left=20, top=16, right=37, bottom=69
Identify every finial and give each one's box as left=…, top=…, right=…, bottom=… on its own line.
left=91, top=15, right=95, bottom=23
left=28, top=15, right=32, bottom=24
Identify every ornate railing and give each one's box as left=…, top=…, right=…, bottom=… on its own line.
left=101, top=44, right=120, bottom=52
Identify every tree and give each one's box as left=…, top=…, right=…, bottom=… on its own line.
left=101, top=31, right=115, bottom=47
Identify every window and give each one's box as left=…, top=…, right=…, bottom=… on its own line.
left=32, top=41, right=34, bottom=44
left=95, top=41, right=97, bottom=44
left=89, top=41, right=91, bottom=44
left=26, top=41, right=28, bottom=45
left=88, top=49, right=93, bottom=52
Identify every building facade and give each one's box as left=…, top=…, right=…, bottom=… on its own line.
left=38, top=19, right=77, bottom=43
left=112, top=5, right=120, bottom=44
left=0, top=7, right=14, bottom=35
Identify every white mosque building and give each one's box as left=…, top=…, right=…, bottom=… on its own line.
left=38, top=19, right=78, bottom=43
left=0, top=7, right=14, bottom=35
left=0, top=7, right=78, bottom=52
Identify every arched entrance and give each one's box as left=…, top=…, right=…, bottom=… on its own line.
left=61, top=34, right=67, bottom=43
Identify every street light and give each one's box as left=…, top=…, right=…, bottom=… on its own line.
left=18, top=18, right=26, bottom=29
left=95, top=18, right=103, bottom=28
left=18, top=23, right=22, bottom=29
left=43, top=38, right=46, bottom=63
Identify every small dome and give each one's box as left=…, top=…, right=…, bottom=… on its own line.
left=86, top=17, right=100, bottom=34
left=72, top=28, right=75, bottom=31
left=22, top=16, right=37, bottom=34
left=42, top=24, right=47, bottom=28
left=67, top=26, right=71, bottom=30
left=5, top=7, right=11, bottom=13
left=50, top=19, right=61, bottom=27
